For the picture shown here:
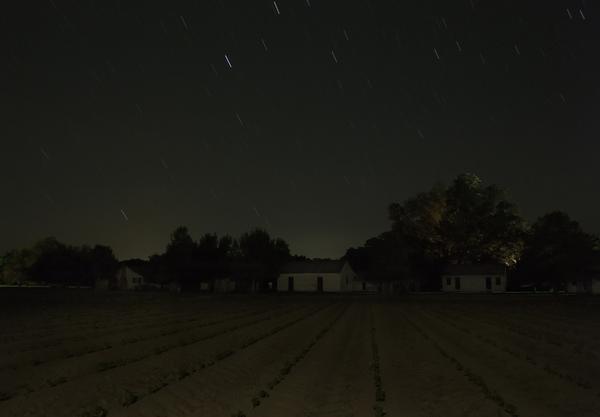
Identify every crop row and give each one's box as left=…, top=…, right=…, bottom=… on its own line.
left=0, top=305, right=302, bottom=402
left=0, top=308, right=261, bottom=372
left=435, top=305, right=600, bottom=362
left=78, top=303, right=336, bottom=417
left=369, top=309, right=385, bottom=417
left=425, top=308, right=596, bottom=393
left=401, top=310, right=519, bottom=417
left=230, top=305, right=349, bottom=417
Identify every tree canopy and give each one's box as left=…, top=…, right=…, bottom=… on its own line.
left=516, top=211, right=599, bottom=289
left=389, top=173, right=525, bottom=266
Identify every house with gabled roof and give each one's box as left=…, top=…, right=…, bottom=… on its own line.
left=441, top=263, right=507, bottom=293
left=277, top=259, right=358, bottom=292
left=567, top=253, right=600, bottom=294
left=115, top=262, right=147, bottom=290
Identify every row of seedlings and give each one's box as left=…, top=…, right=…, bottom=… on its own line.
left=427, top=308, right=595, bottom=392
left=230, top=305, right=349, bottom=417
left=87, top=304, right=334, bottom=416
left=370, top=309, right=386, bottom=417
left=402, top=310, right=519, bottom=417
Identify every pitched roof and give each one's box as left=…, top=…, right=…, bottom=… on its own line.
left=280, top=260, right=346, bottom=274
left=443, top=263, right=506, bottom=275
left=119, top=260, right=149, bottom=277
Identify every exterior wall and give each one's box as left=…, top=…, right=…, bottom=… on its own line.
left=441, top=274, right=506, bottom=293
left=214, top=278, right=236, bottom=293
left=592, top=279, right=600, bottom=294
left=117, top=267, right=145, bottom=290
left=340, top=262, right=356, bottom=292
left=351, top=280, right=378, bottom=292
left=277, top=273, right=342, bottom=292
left=94, top=279, right=110, bottom=290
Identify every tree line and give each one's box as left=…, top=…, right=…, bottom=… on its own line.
left=143, top=227, right=294, bottom=290
left=344, top=173, right=600, bottom=291
left=0, top=238, right=119, bottom=287
left=2, top=173, right=598, bottom=292
left=0, top=228, right=296, bottom=290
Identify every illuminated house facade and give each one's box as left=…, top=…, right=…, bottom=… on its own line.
left=115, top=265, right=146, bottom=290
left=441, top=264, right=507, bottom=293
left=277, top=260, right=358, bottom=292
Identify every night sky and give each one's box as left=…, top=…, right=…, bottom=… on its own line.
left=2, top=0, right=597, bottom=260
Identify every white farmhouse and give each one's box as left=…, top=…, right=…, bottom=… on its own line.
left=568, top=255, right=600, bottom=295
left=277, top=260, right=357, bottom=292
left=567, top=275, right=600, bottom=295
left=116, top=265, right=146, bottom=290
left=441, top=264, right=507, bottom=293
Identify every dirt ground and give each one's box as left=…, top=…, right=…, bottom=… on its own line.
left=1, top=289, right=600, bottom=417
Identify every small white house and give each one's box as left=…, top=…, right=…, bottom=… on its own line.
left=567, top=276, right=600, bottom=294
left=116, top=265, right=146, bottom=290
left=214, top=277, right=237, bottom=293
left=351, top=270, right=379, bottom=292
left=277, top=260, right=357, bottom=293
left=441, top=264, right=507, bottom=293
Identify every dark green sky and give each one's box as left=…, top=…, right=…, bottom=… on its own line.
left=1, top=0, right=597, bottom=259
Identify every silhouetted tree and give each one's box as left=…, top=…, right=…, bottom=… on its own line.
left=236, top=229, right=291, bottom=291
left=88, top=245, right=119, bottom=283
left=26, top=238, right=118, bottom=286
left=0, top=248, right=36, bottom=284
left=389, top=173, right=525, bottom=266
left=164, top=226, right=198, bottom=287
left=516, top=211, right=599, bottom=290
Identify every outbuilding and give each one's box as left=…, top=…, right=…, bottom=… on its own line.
left=441, top=263, right=507, bottom=293
left=567, top=275, right=600, bottom=295
left=116, top=265, right=146, bottom=290
left=277, top=260, right=357, bottom=292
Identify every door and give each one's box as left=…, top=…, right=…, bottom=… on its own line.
left=455, top=277, right=461, bottom=290
left=485, top=277, right=492, bottom=291
left=317, top=276, right=323, bottom=292
left=288, top=276, right=294, bottom=292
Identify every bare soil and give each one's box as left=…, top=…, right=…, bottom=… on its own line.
left=1, top=290, right=599, bottom=417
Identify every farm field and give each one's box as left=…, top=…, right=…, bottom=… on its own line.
left=1, top=290, right=600, bottom=417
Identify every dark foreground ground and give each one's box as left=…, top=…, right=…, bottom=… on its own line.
left=1, top=289, right=600, bottom=417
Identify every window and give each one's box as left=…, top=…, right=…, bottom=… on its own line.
left=455, top=277, right=461, bottom=290
left=496, top=276, right=501, bottom=285
left=485, top=277, right=492, bottom=290
left=288, top=276, right=294, bottom=292
left=446, top=277, right=451, bottom=286
left=317, top=276, right=323, bottom=292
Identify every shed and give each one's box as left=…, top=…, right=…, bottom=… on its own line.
left=441, top=263, right=507, bottom=293
left=277, top=260, right=357, bottom=292
left=116, top=265, right=146, bottom=290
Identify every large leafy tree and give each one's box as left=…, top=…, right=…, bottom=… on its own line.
left=236, top=229, right=291, bottom=290
left=389, top=173, right=525, bottom=265
left=26, top=238, right=118, bottom=286
left=516, top=211, right=599, bottom=289
left=164, top=226, right=198, bottom=286
left=1, top=248, right=37, bottom=284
